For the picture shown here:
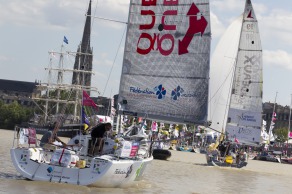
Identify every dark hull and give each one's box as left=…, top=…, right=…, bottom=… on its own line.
left=152, top=149, right=171, bottom=160
left=254, top=155, right=281, bottom=163
left=281, top=158, right=292, bottom=164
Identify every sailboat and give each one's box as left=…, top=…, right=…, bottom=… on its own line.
left=206, top=0, right=263, bottom=168
left=10, top=0, right=211, bottom=187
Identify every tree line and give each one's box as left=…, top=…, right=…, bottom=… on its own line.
left=0, top=100, right=33, bottom=130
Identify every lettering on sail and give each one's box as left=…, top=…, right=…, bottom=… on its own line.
left=137, top=0, right=207, bottom=56
left=238, top=127, right=252, bottom=135
left=235, top=55, right=260, bottom=103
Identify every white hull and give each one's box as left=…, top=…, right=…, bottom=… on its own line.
left=11, top=147, right=152, bottom=187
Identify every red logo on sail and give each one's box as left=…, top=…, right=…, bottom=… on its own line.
left=178, top=3, right=208, bottom=55
left=247, top=10, right=253, bottom=19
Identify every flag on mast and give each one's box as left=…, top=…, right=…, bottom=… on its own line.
left=63, top=36, right=69, bottom=44
left=82, top=107, right=90, bottom=130
left=82, top=90, right=98, bottom=110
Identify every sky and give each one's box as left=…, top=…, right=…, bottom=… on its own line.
left=0, top=0, right=291, bottom=106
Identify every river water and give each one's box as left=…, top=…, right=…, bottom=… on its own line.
left=1, top=129, right=291, bottom=194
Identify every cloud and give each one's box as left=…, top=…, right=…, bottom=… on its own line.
left=259, top=9, right=292, bottom=48
left=264, top=50, right=292, bottom=70
left=212, top=0, right=242, bottom=12
left=210, top=12, right=226, bottom=39
left=0, top=1, right=88, bottom=30
left=0, top=55, right=9, bottom=62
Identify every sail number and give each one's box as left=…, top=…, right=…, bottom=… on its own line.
left=246, top=24, right=254, bottom=30
left=137, top=0, right=208, bottom=56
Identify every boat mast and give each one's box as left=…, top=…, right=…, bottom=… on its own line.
left=287, top=94, right=292, bottom=146
left=56, top=44, right=65, bottom=114
left=44, top=54, right=53, bottom=123
left=268, top=92, right=278, bottom=145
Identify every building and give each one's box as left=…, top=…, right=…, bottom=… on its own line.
left=72, top=0, right=93, bottom=92
left=0, top=79, right=38, bottom=106
left=263, top=102, right=291, bottom=131
left=91, top=96, right=112, bottom=116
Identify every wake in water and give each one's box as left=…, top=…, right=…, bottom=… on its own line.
left=0, top=172, right=25, bottom=180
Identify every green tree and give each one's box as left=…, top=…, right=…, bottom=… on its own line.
left=274, top=127, right=289, bottom=143
left=0, top=101, right=33, bottom=129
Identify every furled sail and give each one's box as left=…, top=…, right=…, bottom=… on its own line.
left=118, top=0, right=211, bottom=124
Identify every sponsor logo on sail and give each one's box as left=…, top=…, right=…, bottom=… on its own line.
left=129, top=87, right=155, bottom=95
left=154, top=84, right=167, bottom=99
left=171, top=86, right=184, bottom=100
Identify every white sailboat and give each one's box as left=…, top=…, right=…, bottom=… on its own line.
left=10, top=0, right=211, bottom=187
left=206, top=0, right=263, bottom=168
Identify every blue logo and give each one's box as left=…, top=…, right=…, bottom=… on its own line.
left=47, top=166, right=53, bottom=173
left=171, top=86, right=184, bottom=100
left=154, top=84, right=166, bottom=99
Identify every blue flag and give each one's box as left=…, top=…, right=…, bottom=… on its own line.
left=63, top=36, right=68, bottom=44
left=82, top=107, right=90, bottom=130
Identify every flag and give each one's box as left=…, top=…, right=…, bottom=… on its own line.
left=151, top=121, right=158, bottom=132
left=272, top=112, right=277, bottom=121
left=82, top=107, right=90, bottom=130
left=63, top=36, right=68, bottom=44
left=234, top=137, right=239, bottom=143
left=82, top=90, right=98, bottom=110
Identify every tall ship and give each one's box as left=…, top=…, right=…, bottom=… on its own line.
left=27, top=0, right=98, bottom=137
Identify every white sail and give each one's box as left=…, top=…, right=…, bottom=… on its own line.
left=118, top=0, right=211, bottom=124
left=208, top=15, right=243, bottom=131
left=225, top=0, right=263, bottom=144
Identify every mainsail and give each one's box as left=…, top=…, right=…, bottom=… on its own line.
left=118, top=0, right=211, bottom=124
left=225, top=0, right=263, bottom=144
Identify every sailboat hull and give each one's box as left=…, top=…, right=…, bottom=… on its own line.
left=10, top=148, right=152, bottom=187
left=205, top=154, right=247, bottom=169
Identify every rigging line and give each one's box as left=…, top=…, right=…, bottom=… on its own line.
left=91, top=16, right=128, bottom=24
left=102, top=25, right=127, bottom=96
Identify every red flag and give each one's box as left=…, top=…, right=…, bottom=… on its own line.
left=234, top=137, right=239, bottom=144
left=82, top=90, right=98, bottom=110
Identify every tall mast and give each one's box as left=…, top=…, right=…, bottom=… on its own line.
left=287, top=94, right=292, bottom=145
left=56, top=44, right=65, bottom=114
left=268, top=92, right=278, bottom=145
